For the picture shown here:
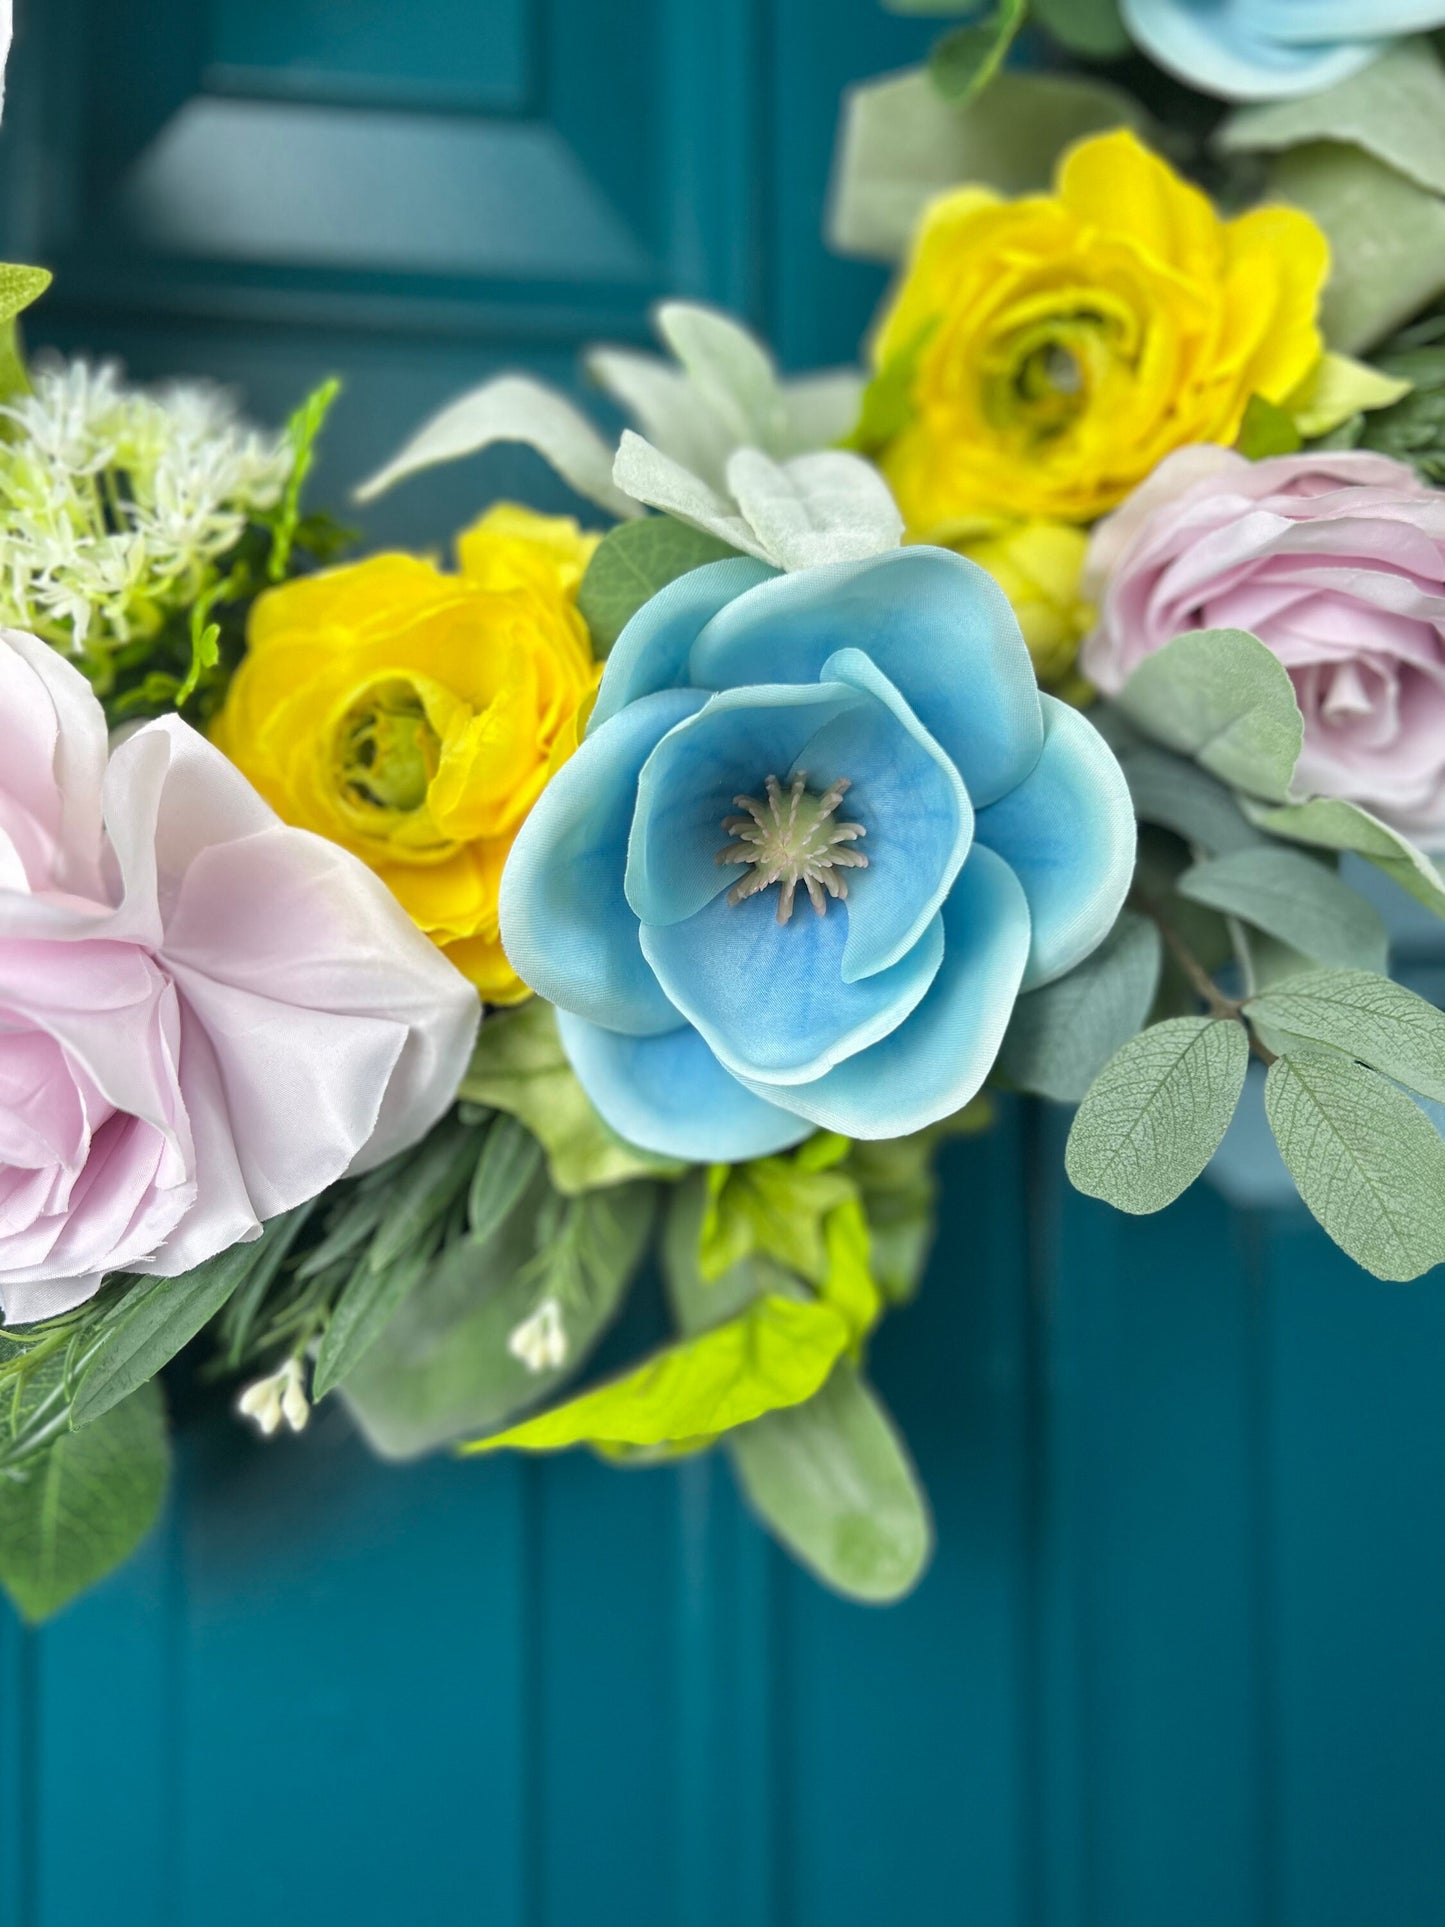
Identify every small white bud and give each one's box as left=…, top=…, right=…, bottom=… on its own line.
left=237, top=1356, right=310, bottom=1438
left=507, top=1298, right=568, bottom=1374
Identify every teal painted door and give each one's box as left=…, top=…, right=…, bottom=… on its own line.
left=4, top=5, right=1445, bottom=1923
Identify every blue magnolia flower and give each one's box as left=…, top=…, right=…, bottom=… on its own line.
left=1121, top=0, right=1444, bottom=100
left=500, top=548, right=1134, bottom=1160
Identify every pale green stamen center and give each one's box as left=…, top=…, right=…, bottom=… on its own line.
left=335, top=679, right=440, bottom=815
left=716, top=771, right=868, bottom=925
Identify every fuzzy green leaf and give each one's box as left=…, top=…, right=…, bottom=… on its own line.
left=1000, top=909, right=1163, bottom=1104
left=1244, top=796, right=1445, bottom=918
left=1066, top=1017, right=1250, bottom=1214
left=1118, top=628, right=1303, bottom=803
left=1178, top=847, right=1388, bottom=972
left=0, top=1380, right=168, bottom=1623
left=1246, top=968, right=1445, bottom=1103
left=577, top=516, right=741, bottom=653
left=1265, top=1045, right=1445, bottom=1280
left=728, top=1363, right=932, bottom=1603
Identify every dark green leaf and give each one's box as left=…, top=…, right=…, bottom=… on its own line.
left=928, top=0, right=1027, bottom=104
left=0, top=1379, right=168, bottom=1623
left=368, top=1120, right=480, bottom=1275
left=311, top=1245, right=433, bottom=1401
left=576, top=516, right=741, bottom=654
left=468, top=1115, right=545, bottom=1246
left=1031, top=0, right=1129, bottom=57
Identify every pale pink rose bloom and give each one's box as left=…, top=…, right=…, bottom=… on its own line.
left=1083, top=446, right=1445, bottom=847
left=0, top=628, right=479, bottom=1324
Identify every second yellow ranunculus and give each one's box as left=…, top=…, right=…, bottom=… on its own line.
left=211, top=504, right=600, bottom=1004
left=867, top=128, right=1330, bottom=529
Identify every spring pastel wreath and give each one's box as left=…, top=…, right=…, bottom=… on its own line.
left=12, top=2, right=1445, bottom=1623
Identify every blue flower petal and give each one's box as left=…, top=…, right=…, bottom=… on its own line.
left=499, top=689, right=703, bottom=1035
left=811, top=647, right=971, bottom=982
left=733, top=845, right=1030, bottom=1138
left=625, top=681, right=862, bottom=928
left=557, top=1010, right=810, bottom=1161
left=687, top=546, right=1043, bottom=807
left=589, top=556, right=776, bottom=734
left=1120, top=0, right=1380, bottom=99
left=640, top=888, right=944, bottom=1085
left=974, top=695, right=1134, bottom=992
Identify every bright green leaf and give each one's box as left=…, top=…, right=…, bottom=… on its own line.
left=1000, top=909, right=1163, bottom=1104
left=1236, top=393, right=1302, bottom=459
left=0, top=263, right=51, bottom=328
left=1066, top=1017, right=1250, bottom=1214
left=1244, top=796, right=1445, bottom=918
left=1117, top=626, right=1303, bottom=803
left=0, top=1380, right=168, bottom=1624
left=1178, top=847, right=1388, bottom=972
left=1285, top=351, right=1411, bottom=439
left=577, top=516, right=741, bottom=653
left=269, top=376, right=341, bottom=581
left=727, top=1362, right=932, bottom=1603
left=1265, top=1045, right=1445, bottom=1280
left=699, top=1136, right=854, bottom=1286
left=459, top=999, right=685, bottom=1193
left=830, top=67, right=1144, bottom=261
left=462, top=1292, right=851, bottom=1455
left=928, top=0, right=1027, bottom=105
left=1246, top=968, right=1445, bottom=1103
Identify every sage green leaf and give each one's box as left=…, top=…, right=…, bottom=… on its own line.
left=1118, top=627, right=1303, bottom=803
left=829, top=67, right=1145, bottom=260
left=1268, top=144, right=1445, bottom=354
left=1265, top=1046, right=1445, bottom=1280
left=311, top=1246, right=432, bottom=1400
left=1178, top=848, right=1388, bottom=972
left=1247, top=968, right=1445, bottom=1103
left=468, top=1115, right=545, bottom=1247
left=354, top=374, right=641, bottom=517
left=1000, top=910, right=1163, bottom=1104
left=72, top=1232, right=282, bottom=1429
left=1244, top=796, right=1445, bottom=918
left=1119, top=746, right=1267, bottom=856
left=929, top=0, right=1027, bottom=104
left=1066, top=1017, right=1250, bottom=1214
left=341, top=1180, right=653, bottom=1459
left=727, top=1363, right=932, bottom=1604
left=577, top=516, right=741, bottom=653
left=0, top=1380, right=168, bottom=1624
left=1218, top=39, right=1445, bottom=199
left=0, top=263, right=51, bottom=327
left=463, top=1291, right=850, bottom=1455
left=459, top=999, right=686, bottom=1193
left=1032, top=0, right=1130, bottom=57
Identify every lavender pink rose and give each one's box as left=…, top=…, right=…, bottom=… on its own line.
left=0, top=628, right=479, bottom=1325
left=1083, top=447, right=1445, bottom=847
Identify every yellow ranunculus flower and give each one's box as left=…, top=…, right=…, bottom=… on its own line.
left=869, top=128, right=1330, bottom=528
left=212, top=503, right=601, bottom=1004
left=944, top=517, right=1095, bottom=698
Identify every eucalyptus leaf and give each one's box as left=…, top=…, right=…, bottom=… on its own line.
left=1118, top=745, right=1267, bottom=856
left=727, top=1363, right=933, bottom=1604
left=1178, top=848, right=1388, bottom=972
left=1265, top=1046, right=1445, bottom=1280
left=0, top=1379, right=168, bottom=1624
left=1268, top=144, right=1445, bottom=354
left=1117, top=627, right=1303, bottom=803
left=577, top=516, right=741, bottom=653
left=354, top=374, right=642, bottom=518
left=829, top=67, right=1145, bottom=261
left=1065, top=1017, right=1250, bottom=1214
left=1218, top=39, right=1445, bottom=199
left=999, top=909, right=1163, bottom=1103
left=1246, top=968, right=1445, bottom=1103
left=1243, top=796, right=1445, bottom=919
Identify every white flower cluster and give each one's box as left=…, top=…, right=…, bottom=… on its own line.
left=0, top=358, right=293, bottom=657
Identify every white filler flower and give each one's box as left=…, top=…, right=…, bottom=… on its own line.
left=238, top=1358, right=311, bottom=1438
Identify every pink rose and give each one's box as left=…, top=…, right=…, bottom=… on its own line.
left=0, top=629, right=479, bottom=1324
left=1083, top=447, right=1445, bottom=846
